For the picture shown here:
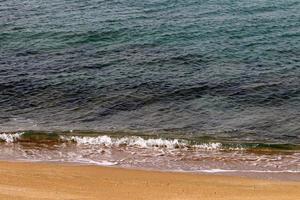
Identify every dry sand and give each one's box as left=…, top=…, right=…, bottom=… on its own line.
left=0, top=161, right=299, bottom=200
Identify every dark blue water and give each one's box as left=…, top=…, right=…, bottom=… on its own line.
left=1, top=0, right=300, bottom=144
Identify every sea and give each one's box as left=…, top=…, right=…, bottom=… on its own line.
left=0, top=0, right=299, bottom=180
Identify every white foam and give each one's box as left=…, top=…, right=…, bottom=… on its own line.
left=14, top=158, right=118, bottom=166
left=61, top=135, right=222, bottom=150
left=194, top=143, right=222, bottom=150
left=74, top=159, right=118, bottom=166
left=64, top=135, right=113, bottom=145
left=61, top=135, right=184, bottom=148
left=199, top=169, right=237, bottom=173
left=196, top=169, right=300, bottom=173
left=0, top=132, right=24, bottom=143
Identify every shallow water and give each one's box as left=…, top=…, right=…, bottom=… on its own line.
left=0, top=0, right=300, bottom=179
left=0, top=131, right=299, bottom=180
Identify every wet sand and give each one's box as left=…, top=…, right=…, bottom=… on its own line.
left=0, top=161, right=299, bottom=200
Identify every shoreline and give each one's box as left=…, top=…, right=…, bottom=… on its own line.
left=2, top=159, right=300, bottom=182
left=1, top=161, right=300, bottom=200
left=1, top=131, right=299, bottom=182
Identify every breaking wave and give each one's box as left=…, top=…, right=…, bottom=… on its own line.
left=0, top=132, right=24, bottom=143
left=60, top=135, right=223, bottom=150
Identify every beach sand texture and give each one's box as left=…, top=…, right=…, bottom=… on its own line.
left=0, top=161, right=299, bottom=200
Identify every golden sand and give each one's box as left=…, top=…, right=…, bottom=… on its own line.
left=0, top=161, right=299, bottom=200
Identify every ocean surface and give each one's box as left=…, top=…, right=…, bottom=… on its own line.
left=0, top=0, right=300, bottom=179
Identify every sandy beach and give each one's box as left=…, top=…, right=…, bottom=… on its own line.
left=0, top=161, right=299, bottom=200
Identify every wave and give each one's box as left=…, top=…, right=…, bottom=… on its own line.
left=0, top=132, right=224, bottom=150
left=0, top=132, right=299, bottom=180
left=0, top=132, right=24, bottom=143
left=1, top=131, right=300, bottom=151
left=60, top=135, right=223, bottom=150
